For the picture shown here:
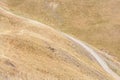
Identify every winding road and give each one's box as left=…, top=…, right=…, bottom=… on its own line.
left=0, top=6, right=120, bottom=80
left=63, top=33, right=120, bottom=80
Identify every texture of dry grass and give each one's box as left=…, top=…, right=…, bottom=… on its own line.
left=4, top=0, right=120, bottom=59
left=0, top=2, right=117, bottom=80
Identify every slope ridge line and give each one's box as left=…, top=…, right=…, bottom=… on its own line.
left=63, top=33, right=120, bottom=80
left=0, top=6, right=120, bottom=80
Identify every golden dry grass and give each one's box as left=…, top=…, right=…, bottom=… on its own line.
left=4, top=0, right=120, bottom=59
left=0, top=1, right=120, bottom=80
left=0, top=0, right=120, bottom=80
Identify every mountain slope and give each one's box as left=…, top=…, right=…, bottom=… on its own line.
left=4, top=0, right=120, bottom=59
left=0, top=1, right=120, bottom=80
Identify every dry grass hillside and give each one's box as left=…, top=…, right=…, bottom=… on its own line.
left=0, top=1, right=120, bottom=80
left=4, top=0, right=120, bottom=59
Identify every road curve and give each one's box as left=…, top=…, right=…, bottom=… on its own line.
left=63, top=33, right=120, bottom=80
left=0, top=6, right=120, bottom=80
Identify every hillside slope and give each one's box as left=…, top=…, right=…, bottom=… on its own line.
left=0, top=1, right=120, bottom=80
left=0, top=2, right=120, bottom=80
left=4, top=0, right=120, bottom=59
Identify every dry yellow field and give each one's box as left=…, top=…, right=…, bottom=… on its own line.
left=4, top=0, right=120, bottom=59
left=0, top=0, right=120, bottom=80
